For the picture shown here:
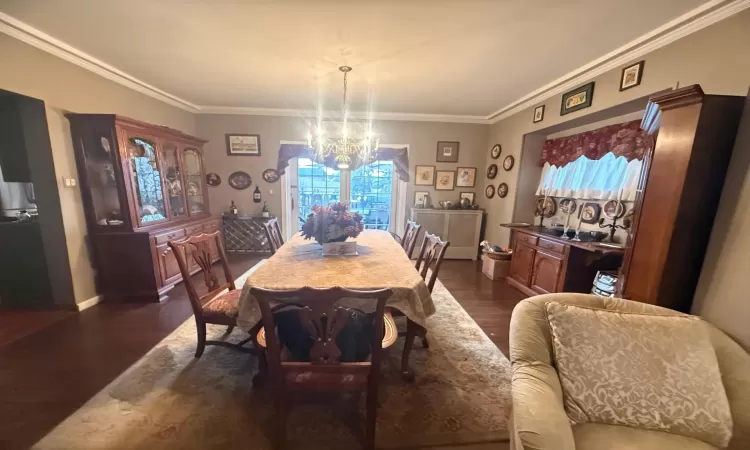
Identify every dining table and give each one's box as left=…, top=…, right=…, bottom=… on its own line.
left=237, top=229, right=435, bottom=377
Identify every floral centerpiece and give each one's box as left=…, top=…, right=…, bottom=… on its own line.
left=301, top=202, right=364, bottom=245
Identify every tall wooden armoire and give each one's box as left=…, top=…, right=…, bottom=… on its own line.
left=617, top=85, right=745, bottom=312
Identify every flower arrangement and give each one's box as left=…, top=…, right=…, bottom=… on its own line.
left=301, top=202, right=365, bottom=244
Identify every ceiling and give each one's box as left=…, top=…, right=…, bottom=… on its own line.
left=0, top=0, right=737, bottom=119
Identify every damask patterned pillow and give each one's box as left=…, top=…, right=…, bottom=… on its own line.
left=545, top=301, right=732, bottom=448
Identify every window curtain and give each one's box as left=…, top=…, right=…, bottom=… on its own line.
left=277, top=143, right=410, bottom=182
left=535, top=153, right=642, bottom=201
left=539, top=120, right=650, bottom=168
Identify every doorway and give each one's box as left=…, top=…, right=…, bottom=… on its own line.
left=281, top=144, right=408, bottom=239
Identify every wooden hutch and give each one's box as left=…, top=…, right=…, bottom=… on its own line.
left=67, top=114, right=219, bottom=302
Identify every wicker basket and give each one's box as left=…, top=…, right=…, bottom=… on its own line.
left=483, top=250, right=512, bottom=261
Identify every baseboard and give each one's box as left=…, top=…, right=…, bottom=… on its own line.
left=76, top=295, right=101, bottom=312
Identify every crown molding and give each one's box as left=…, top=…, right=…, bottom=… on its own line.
left=486, top=0, right=750, bottom=124
left=197, top=105, right=490, bottom=124
left=0, top=11, right=200, bottom=112
left=1, top=1, right=747, bottom=124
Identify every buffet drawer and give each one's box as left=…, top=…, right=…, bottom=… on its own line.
left=203, top=220, right=221, bottom=233
left=153, top=229, right=186, bottom=245
left=515, top=233, right=538, bottom=246
left=537, top=238, right=564, bottom=254
left=184, top=224, right=205, bottom=236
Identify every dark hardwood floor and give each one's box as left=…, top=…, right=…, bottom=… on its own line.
left=0, top=256, right=526, bottom=449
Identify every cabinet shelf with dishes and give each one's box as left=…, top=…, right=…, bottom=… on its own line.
left=67, top=114, right=217, bottom=302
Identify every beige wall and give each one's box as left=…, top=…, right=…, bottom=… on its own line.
left=0, top=34, right=196, bottom=305
left=481, top=9, right=750, bottom=245
left=196, top=114, right=488, bottom=227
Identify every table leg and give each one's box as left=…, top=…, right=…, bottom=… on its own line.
left=401, top=318, right=426, bottom=382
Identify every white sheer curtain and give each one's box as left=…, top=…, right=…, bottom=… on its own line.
left=535, top=152, right=642, bottom=201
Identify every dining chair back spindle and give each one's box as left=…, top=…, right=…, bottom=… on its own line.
left=263, top=218, right=284, bottom=254
left=401, top=220, right=422, bottom=259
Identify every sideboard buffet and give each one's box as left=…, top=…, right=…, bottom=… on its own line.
left=67, top=114, right=218, bottom=302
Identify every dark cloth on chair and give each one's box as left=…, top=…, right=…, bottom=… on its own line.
left=274, top=308, right=375, bottom=362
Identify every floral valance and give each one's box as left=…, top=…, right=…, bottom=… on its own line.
left=539, top=120, right=650, bottom=168
left=277, top=143, right=410, bottom=182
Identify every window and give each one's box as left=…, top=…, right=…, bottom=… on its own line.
left=297, top=157, right=341, bottom=220
left=349, top=160, right=393, bottom=230
left=536, top=152, right=643, bottom=201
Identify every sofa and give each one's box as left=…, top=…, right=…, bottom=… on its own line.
left=509, top=293, right=750, bottom=450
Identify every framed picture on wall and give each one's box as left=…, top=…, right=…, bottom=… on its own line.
left=561, top=82, right=595, bottom=115
left=456, top=167, right=477, bottom=187
left=620, top=60, right=645, bottom=91
left=459, top=192, right=475, bottom=204
left=435, top=170, right=456, bottom=191
left=436, top=141, right=460, bottom=162
left=226, top=134, right=261, bottom=156
left=414, top=165, right=435, bottom=186
left=533, top=105, right=545, bottom=123
left=414, top=191, right=429, bottom=207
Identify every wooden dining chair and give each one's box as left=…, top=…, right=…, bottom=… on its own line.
left=263, top=217, right=284, bottom=254
left=169, top=231, right=258, bottom=358
left=251, top=286, right=397, bottom=450
left=399, top=220, right=420, bottom=259
left=398, top=233, right=450, bottom=380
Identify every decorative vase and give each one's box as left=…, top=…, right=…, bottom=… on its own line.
left=321, top=240, right=358, bottom=256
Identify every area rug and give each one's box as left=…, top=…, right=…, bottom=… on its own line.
left=33, top=263, right=512, bottom=450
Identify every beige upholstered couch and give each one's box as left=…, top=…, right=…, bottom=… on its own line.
left=509, top=293, right=750, bottom=450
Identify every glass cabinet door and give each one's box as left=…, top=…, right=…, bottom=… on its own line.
left=161, top=143, right=187, bottom=219
left=126, top=136, right=167, bottom=225
left=183, top=148, right=206, bottom=215
left=82, top=133, right=124, bottom=227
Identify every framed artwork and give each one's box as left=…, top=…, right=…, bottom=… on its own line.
left=498, top=182, right=509, bottom=198
left=620, top=60, right=645, bottom=91
left=559, top=198, right=577, bottom=214
left=603, top=200, right=626, bottom=218
left=490, top=144, right=502, bottom=159
left=533, top=105, right=545, bottom=123
left=456, top=167, right=477, bottom=187
left=503, top=155, right=515, bottom=171
left=414, top=165, right=436, bottom=186
left=459, top=192, right=475, bottom=204
left=435, top=170, right=456, bottom=190
left=485, top=185, right=496, bottom=199
left=436, top=141, right=460, bottom=162
left=579, top=202, right=601, bottom=224
left=206, top=172, right=221, bottom=187
left=262, top=168, right=280, bottom=183
left=226, top=134, right=261, bottom=156
left=414, top=191, right=429, bottom=207
left=536, top=197, right=557, bottom=217
left=486, top=164, right=498, bottom=180
left=228, top=171, right=252, bottom=190
left=561, top=82, right=595, bottom=115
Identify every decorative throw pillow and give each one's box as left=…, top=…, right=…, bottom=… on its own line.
left=545, top=301, right=732, bottom=448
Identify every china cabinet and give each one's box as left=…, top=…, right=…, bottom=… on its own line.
left=67, top=114, right=217, bottom=302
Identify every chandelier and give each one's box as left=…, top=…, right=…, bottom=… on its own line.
left=307, top=66, right=380, bottom=169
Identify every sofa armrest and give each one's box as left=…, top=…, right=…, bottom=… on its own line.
left=511, top=362, right=575, bottom=450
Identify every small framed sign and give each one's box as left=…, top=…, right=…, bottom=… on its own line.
left=620, top=60, right=645, bottom=91
left=226, top=133, right=261, bottom=156
left=533, top=105, right=545, bottom=123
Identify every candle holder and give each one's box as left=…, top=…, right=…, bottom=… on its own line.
left=571, top=226, right=582, bottom=242
left=598, top=216, right=628, bottom=243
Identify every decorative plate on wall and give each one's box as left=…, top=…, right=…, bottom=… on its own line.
left=486, top=164, right=498, bottom=180
left=580, top=202, right=601, bottom=224
left=228, top=171, right=252, bottom=190
left=206, top=173, right=221, bottom=187
left=559, top=198, right=577, bottom=214
left=535, top=197, right=557, bottom=217
left=498, top=183, right=509, bottom=198
left=603, top=200, right=626, bottom=219
left=262, top=168, right=280, bottom=183
left=490, top=144, right=502, bottom=159
left=485, top=185, right=496, bottom=199
left=503, top=155, right=515, bottom=171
